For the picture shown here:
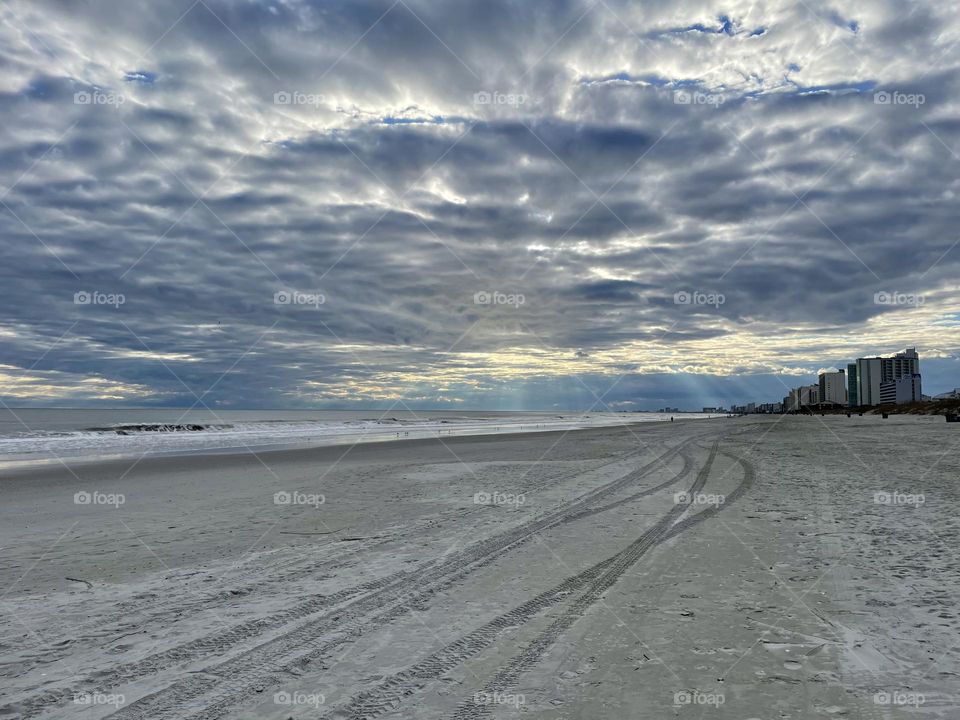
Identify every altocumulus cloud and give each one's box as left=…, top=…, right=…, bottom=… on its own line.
left=0, top=0, right=959, bottom=409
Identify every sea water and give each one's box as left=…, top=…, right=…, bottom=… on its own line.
left=0, top=408, right=717, bottom=466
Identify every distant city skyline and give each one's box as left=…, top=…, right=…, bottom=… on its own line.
left=727, top=347, right=932, bottom=414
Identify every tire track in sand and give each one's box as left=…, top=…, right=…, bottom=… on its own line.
left=340, top=442, right=724, bottom=719
left=446, top=445, right=755, bottom=720
left=96, top=433, right=717, bottom=720
left=11, top=434, right=697, bottom=720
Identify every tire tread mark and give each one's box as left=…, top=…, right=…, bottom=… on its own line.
left=103, top=435, right=716, bottom=720
left=342, top=445, right=716, bottom=719
left=446, top=444, right=754, bottom=720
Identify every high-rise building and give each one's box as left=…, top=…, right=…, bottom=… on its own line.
left=855, top=357, right=884, bottom=406
left=791, top=385, right=819, bottom=409
left=847, top=363, right=858, bottom=407
left=885, top=348, right=920, bottom=381
left=855, top=348, right=920, bottom=406
left=879, top=374, right=922, bottom=405
left=818, top=369, right=847, bottom=406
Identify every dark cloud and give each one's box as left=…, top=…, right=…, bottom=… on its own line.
left=0, top=0, right=958, bottom=410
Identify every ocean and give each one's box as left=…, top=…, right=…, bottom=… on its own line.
left=0, top=408, right=715, bottom=467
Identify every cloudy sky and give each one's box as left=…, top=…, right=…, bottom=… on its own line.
left=1, top=0, right=959, bottom=410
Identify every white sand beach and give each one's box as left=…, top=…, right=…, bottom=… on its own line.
left=1, top=415, right=959, bottom=719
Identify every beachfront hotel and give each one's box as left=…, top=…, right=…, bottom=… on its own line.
left=819, top=370, right=848, bottom=406
left=879, top=374, right=923, bottom=405
left=848, top=348, right=921, bottom=407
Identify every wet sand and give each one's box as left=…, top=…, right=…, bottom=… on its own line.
left=1, top=415, right=958, bottom=719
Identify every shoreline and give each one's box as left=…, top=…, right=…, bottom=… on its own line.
left=0, top=414, right=716, bottom=476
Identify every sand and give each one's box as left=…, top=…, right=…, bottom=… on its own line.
left=1, top=415, right=959, bottom=718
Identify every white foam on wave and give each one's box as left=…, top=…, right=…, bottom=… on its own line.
left=0, top=413, right=714, bottom=467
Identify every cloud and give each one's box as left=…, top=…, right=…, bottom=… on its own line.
left=0, top=0, right=958, bottom=409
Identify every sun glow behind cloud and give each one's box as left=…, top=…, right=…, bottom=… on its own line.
left=0, top=0, right=959, bottom=407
